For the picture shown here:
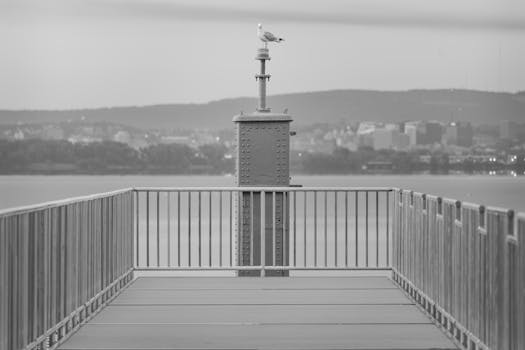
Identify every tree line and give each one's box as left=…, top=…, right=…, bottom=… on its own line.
left=0, top=139, right=522, bottom=175
left=295, top=147, right=524, bottom=174
left=0, top=139, right=232, bottom=174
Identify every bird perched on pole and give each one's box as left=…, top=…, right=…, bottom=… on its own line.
left=258, top=24, right=284, bottom=48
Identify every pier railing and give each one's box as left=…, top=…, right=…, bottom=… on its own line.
left=133, top=187, right=393, bottom=272
left=0, top=189, right=134, bottom=350
left=2, top=186, right=525, bottom=350
left=392, top=189, right=525, bottom=350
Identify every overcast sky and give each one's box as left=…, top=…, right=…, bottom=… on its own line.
left=1, top=0, right=524, bottom=109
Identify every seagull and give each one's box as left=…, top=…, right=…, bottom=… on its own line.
left=258, top=24, right=284, bottom=48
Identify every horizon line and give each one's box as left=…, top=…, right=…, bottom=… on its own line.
left=1, top=87, right=523, bottom=112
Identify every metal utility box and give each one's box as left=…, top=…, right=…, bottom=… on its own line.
left=233, top=47, right=292, bottom=276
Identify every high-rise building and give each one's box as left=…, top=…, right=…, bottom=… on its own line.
left=426, top=122, right=443, bottom=145
left=457, top=122, right=473, bottom=147
left=443, top=122, right=458, bottom=146
left=443, top=122, right=473, bottom=147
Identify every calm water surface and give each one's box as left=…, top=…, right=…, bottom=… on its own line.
left=0, top=175, right=524, bottom=213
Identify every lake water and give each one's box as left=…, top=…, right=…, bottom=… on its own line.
left=1, top=174, right=524, bottom=213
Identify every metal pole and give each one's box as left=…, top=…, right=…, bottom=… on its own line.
left=258, top=60, right=267, bottom=111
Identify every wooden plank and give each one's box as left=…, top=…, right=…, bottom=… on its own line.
left=58, top=324, right=457, bottom=350
left=112, top=288, right=412, bottom=305
left=129, top=276, right=397, bottom=290
left=90, top=304, right=431, bottom=325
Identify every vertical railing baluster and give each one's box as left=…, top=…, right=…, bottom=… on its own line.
left=376, top=191, right=379, bottom=267
left=146, top=191, right=150, bottom=267
left=272, top=192, right=276, bottom=267
left=167, top=192, right=171, bottom=267
left=250, top=191, right=254, bottom=267
left=229, top=191, right=233, bottom=267
left=355, top=191, right=359, bottom=267
left=219, top=191, right=223, bottom=267
left=304, top=191, right=307, bottom=267
left=198, top=191, right=201, bottom=267
left=324, top=190, right=327, bottom=267
left=188, top=192, right=191, bottom=267
left=0, top=217, right=5, bottom=350
left=177, top=191, right=181, bottom=267
left=157, top=191, right=160, bottom=267
left=135, top=191, right=139, bottom=267
left=334, top=191, right=338, bottom=267
left=283, top=191, right=287, bottom=267
left=293, top=191, right=296, bottom=267
left=261, top=191, right=266, bottom=277
left=314, top=191, right=317, bottom=267
left=345, top=191, right=348, bottom=267
left=386, top=191, right=390, bottom=267
left=209, top=191, right=212, bottom=267
left=366, top=191, right=369, bottom=267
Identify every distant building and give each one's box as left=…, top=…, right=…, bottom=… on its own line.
left=113, top=131, right=131, bottom=144
left=443, top=122, right=473, bottom=147
left=393, top=132, right=410, bottom=150
left=500, top=120, right=516, bottom=140
left=358, top=133, right=374, bottom=149
left=404, top=121, right=442, bottom=146
left=67, top=135, right=103, bottom=143
left=373, top=128, right=393, bottom=150
left=384, top=123, right=399, bottom=131
left=457, top=122, right=474, bottom=147
left=357, top=121, right=381, bottom=149
left=335, top=131, right=359, bottom=151
left=426, top=122, right=443, bottom=145
left=364, top=161, right=394, bottom=172
left=13, top=129, right=25, bottom=140
left=193, top=132, right=216, bottom=145
left=42, top=125, right=64, bottom=140
left=357, top=121, right=379, bottom=135
left=372, top=128, right=410, bottom=151
left=404, top=123, right=418, bottom=146
left=160, top=136, right=193, bottom=146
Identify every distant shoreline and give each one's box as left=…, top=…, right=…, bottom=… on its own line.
left=0, top=170, right=520, bottom=176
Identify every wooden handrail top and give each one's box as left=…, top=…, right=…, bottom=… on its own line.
left=0, top=188, right=133, bottom=217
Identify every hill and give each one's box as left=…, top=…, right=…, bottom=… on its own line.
left=1, top=89, right=523, bottom=130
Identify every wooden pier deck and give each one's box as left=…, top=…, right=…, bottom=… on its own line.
left=58, top=276, right=457, bottom=350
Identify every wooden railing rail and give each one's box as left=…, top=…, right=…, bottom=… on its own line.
left=0, top=189, right=134, bottom=350
left=392, top=189, right=525, bottom=350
